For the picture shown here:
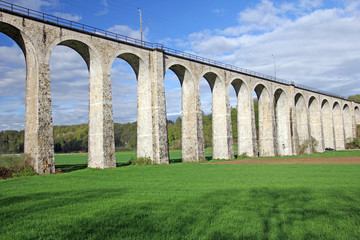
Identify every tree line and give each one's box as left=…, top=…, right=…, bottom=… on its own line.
left=0, top=108, right=237, bottom=154
left=1, top=95, right=358, bottom=154
left=0, top=122, right=137, bottom=154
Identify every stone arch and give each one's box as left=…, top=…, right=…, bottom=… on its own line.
left=294, top=93, right=310, bottom=154
left=109, top=48, right=149, bottom=78
left=230, top=79, right=256, bottom=157
left=333, top=102, right=345, bottom=150
left=0, top=20, right=55, bottom=174
left=274, top=88, right=292, bottom=155
left=343, top=104, right=353, bottom=143
left=0, top=22, right=26, bottom=55
left=254, top=84, right=275, bottom=156
left=166, top=64, right=203, bottom=162
left=109, top=50, right=153, bottom=161
left=355, top=106, right=360, bottom=125
left=48, top=35, right=114, bottom=169
left=203, top=72, right=233, bottom=159
left=45, top=34, right=102, bottom=69
left=308, top=96, right=323, bottom=152
left=321, top=99, right=334, bottom=149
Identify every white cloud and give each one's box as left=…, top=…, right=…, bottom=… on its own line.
left=200, top=78, right=212, bottom=115
left=12, top=0, right=56, bottom=11
left=107, top=25, right=148, bottom=41
left=212, top=8, right=225, bottom=16
left=299, top=0, right=323, bottom=10
left=237, top=0, right=283, bottom=31
left=0, top=45, right=26, bottom=119
left=50, top=46, right=89, bottom=125
left=179, top=0, right=360, bottom=98
left=96, top=0, right=109, bottom=16
left=53, top=12, right=82, bottom=21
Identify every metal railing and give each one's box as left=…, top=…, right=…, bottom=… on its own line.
left=0, top=0, right=346, bottom=99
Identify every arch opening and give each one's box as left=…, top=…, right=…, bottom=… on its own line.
left=0, top=22, right=26, bottom=55
left=164, top=64, right=204, bottom=162
left=228, top=80, right=238, bottom=158
left=50, top=45, right=89, bottom=154
left=0, top=31, right=26, bottom=154
left=59, top=40, right=91, bottom=69
left=110, top=55, right=139, bottom=162
left=200, top=76, right=213, bottom=160
left=231, top=79, right=255, bottom=157
left=164, top=66, right=182, bottom=162
left=111, top=52, right=152, bottom=162
left=274, top=89, right=292, bottom=156
left=203, top=72, right=233, bottom=159
left=355, top=106, right=360, bottom=125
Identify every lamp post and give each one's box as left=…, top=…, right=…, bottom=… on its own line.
left=272, top=54, right=276, bottom=81
left=138, top=8, right=143, bottom=46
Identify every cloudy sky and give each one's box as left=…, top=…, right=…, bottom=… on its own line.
left=1, top=0, right=360, bottom=130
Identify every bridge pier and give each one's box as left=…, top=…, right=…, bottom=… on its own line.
left=24, top=48, right=55, bottom=174
left=255, top=85, right=276, bottom=157
left=274, top=89, right=292, bottom=156
left=136, top=53, right=155, bottom=161
left=149, top=49, right=169, bottom=164
left=321, top=100, right=335, bottom=150
left=212, top=76, right=234, bottom=160
left=294, top=94, right=312, bottom=154
left=195, top=92, right=206, bottom=161
left=309, top=97, right=323, bottom=153
left=88, top=51, right=116, bottom=169
left=232, top=80, right=256, bottom=157
left=333, top=103, right=345, bottom=150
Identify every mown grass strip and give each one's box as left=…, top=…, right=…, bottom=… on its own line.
left=1, top=163, right=360, bottom=239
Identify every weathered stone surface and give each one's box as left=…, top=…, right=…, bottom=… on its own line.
left=1, top=10, right=359, bottom=174
left=294, top=93, right=311, bottom=154
left=150, top=49, right=169, bottom=164
left=343, top=104, right=353, bottom=143
left=322, top=100, right=335, bottom=149
left=309, top=96, right=323, bottom=153
left=274, top=89, right=292, bottom=156
left=333, top=103, right=345, bottom=150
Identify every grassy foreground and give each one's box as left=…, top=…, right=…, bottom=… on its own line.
left=1, top=154, right=360, bottom=239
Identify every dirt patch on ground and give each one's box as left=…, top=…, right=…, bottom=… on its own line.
left=208, top=156, right=360, bottom=165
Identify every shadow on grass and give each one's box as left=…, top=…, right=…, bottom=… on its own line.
left=55, top=162, right=131, bottom=173
left=55, top=164, right=87, bottom=173
left=116, top=162, right=131, bottom=167
left=170, top=156, right=213, bottom=164
left=170, top=158, right=182, bottom=164
left=1, top=187, right=360, bottom=239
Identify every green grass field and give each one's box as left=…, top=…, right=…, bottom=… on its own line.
left=1, top=150, right=360, bottom=239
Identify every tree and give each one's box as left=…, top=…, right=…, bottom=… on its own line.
left=348, top=94, right=360, bottom=103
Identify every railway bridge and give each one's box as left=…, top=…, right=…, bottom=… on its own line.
left=1, top=1, right=359, bottom=174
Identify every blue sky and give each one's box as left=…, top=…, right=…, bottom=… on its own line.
left=1, top=0, right=360, bottom=130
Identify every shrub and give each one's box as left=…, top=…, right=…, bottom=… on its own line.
left=346, top=138, right=360, bottom=149
left=299, top=140, right=309, bottom=155
left=311, top=136, right=319, bottom=153
left=238, top=152, right=248, bottom=159
left=129, top=157, right=152, bottom=165
left=0, top=155, right=37, bottom=179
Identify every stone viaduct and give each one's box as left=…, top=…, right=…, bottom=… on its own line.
left=1, top=3, right=359, bottom=174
